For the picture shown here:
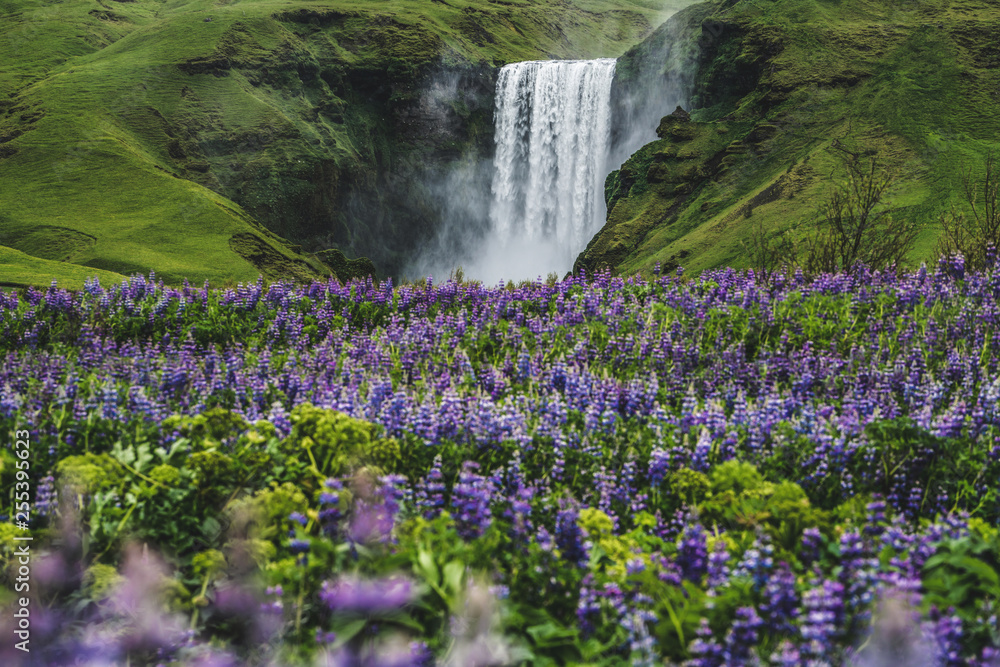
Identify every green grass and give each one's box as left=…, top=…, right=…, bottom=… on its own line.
left=0, top=245, right=126, bottom=289
left=587, top=0, right=1000, bottom=277
left=1, top=0, right=694, bottom=288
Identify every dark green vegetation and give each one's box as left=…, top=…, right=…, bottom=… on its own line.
left=579, top=0, right=1000, bottom=276
left=0, top=0, right=686, bottom=288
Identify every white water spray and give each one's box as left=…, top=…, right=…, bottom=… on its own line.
left=483, top=59, right=616, bottom=282
left=407, top=58, right=617, bottom=285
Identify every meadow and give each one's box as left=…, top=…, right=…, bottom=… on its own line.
left=1, top=259, right=1000, bottom=665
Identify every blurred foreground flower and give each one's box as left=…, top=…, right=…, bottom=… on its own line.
left=446, top=578, right=511, bottom=667
left=320, top=575, right=416, bottom=615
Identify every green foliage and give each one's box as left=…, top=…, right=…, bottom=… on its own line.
left=0, top=0, right=666, bottom=288
left=253, top=483, right=310, bottom=536
left=593, top=0, right=1000, bottom=279
left=192, top=549, right=228, bottom=579
left=282, top=403, right=396, bottom=478
left=667, top=468, right=711, bottom=505
left=55, top=453, right=125, bottom=496
left=189, top=450, right=236, bottom=483
left=709, top=459, right=764, bottom=495
left=10, top=261, right=1000, bottom=663
left=82, top=563, right=124, bottom=600
left=922, top=530, right=1000, bottom=655
left=163, top=407, right=250, bottom=446
left=148, top=463, right=182, bottom=487
left=936, top=151, right=1000, bottom=271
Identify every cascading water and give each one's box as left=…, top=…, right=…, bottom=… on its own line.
left=406, top=58, right=617, bottom=285
left=485, top=59, right=616, bottom=282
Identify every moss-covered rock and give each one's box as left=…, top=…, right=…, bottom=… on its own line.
left=316, top=248, right=377, bottom=283
left=577, top=108, right=737, bottom=274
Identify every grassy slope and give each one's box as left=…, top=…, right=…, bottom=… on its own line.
left=581, top=0, right=1000, bottom=276
left=0, top=0, right=688, bottom=288
left=0, top=246, right=126, bottom=290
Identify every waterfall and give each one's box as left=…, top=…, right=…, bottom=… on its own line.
left=485, top=59, right=616, bottom=282
left=406, top=58, right=617, bottom=285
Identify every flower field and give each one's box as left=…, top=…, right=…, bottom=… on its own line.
left=2, top=260, right=1000, bottom=666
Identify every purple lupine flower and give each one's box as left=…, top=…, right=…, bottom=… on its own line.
left=624, top=603, right=658, bottom=667
left=677, top=522, right=708, bottom=583
left=504, top=485, right=535, bottom=542
left=761, top=562, right=799, bottom=635
left=288, top=539, right=310, bottom=554
left=839, top=530, right=877, bottom=617
left=929, top=607, right=964, bottom=667
left=724, top=606, right=763, bottom=665
left=555, top=504, right=588, bottom=567
left=706, top=538, right=730, bottom=589
left=577, top=574, right=602, bottom=637
left=801, top=527, right=823, bottom=565
left=451, top=461, right=493, bottom=539
left=415, top=455, right=446, bottom=520
left=864, top=496, right=887, bottom=537
left=732, top=536, right=774, bottom=591
left=260, top=586, right=284, bottom=617
left=315, top=629, right=337, bottom=645
left=687, top=618, right=725, bottom=667
left=319, top=576, right=415, bottom=615
left=655, top=553, right=684, bottom=587
left=800, top=578, right=846, bottom=663
left=409, top=641, right=435, bottom=667
left=35, top=474, right=58, bottom=518
left=319, top=478, right=344, bottom=536
left=349, top=497, right=394, bottom=545
left=536, top=525, right=555, bottom=553
left=771, top=640, right=801, bottom=666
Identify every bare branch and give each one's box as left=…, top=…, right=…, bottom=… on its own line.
left=936, top=150, right=1000, bottom=271
left=805, top=152, right=918, bottom=275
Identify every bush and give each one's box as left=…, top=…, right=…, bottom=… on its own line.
left=804, top=150, right=920, bottom=274
left=936, top=150, right=1000, bottom=271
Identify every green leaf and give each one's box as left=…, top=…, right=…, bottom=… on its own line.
left=201, top=517, right=221, bottom=541
left=111, top=441, right=135, bottom=467
left=443, top=560, right=465, bottom=597
left=416, top=548, right=439, bottom=585
left=526, top=621, right=576, bottom=647
left=661, top=596, right=685, bottom=648
left=330, top=618, right=367, bottom=645
left=953, top=555, right=1000, bottom=589
left=380, top=611, right=424, bottom=632
left=159, top=438, right=190, bottom=465
left=134, top=443, right=154, bottom=473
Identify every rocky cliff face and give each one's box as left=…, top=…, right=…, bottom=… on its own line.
left=177, top=35, right=501, bottom=278
left=578, top=0, right=1000, bottom=277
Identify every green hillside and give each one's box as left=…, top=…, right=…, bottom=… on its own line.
left=577, top=0, right=1000, bottom=276
left=0, top=0, right=683, bottom=288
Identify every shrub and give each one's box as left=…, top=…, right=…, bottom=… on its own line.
left=936, top=150, right=999, bottom=271
left=804, top=150, right=920, bottom=274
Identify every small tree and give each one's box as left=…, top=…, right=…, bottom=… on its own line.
left=741, top=215, right=796, bottom=289
left=935, top=151, right=999, bottom=270
left=804, top=153, right=919, bottom=275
